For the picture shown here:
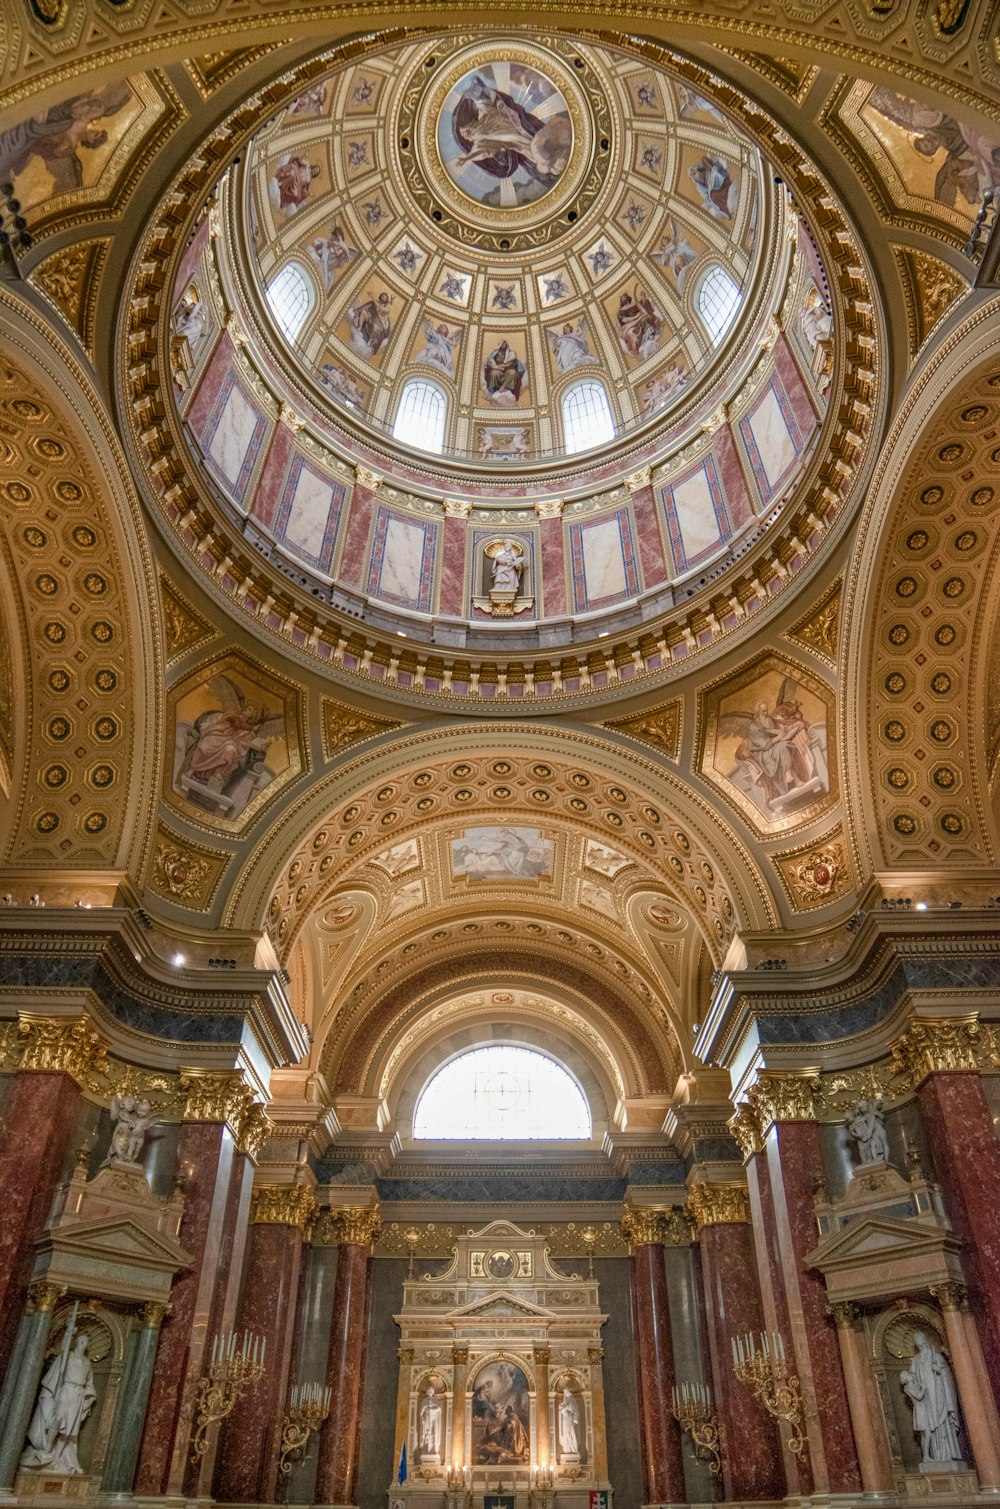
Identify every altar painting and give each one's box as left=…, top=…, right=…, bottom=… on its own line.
left=471, top=1360, right=531, bottom=1465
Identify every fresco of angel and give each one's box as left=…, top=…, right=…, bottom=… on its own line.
left=548, top=318, right=594, bottom=373
left=174, top=674, right=285, bottom=821
left=865, top=88, right=1000, bottom=209
left=415, top=320, right=460, bottom=378
left=307, top=223, right=357, bottom=292
left=651, top=217, right=700, bottom=288
left=717, top=676, right=829, bottom=819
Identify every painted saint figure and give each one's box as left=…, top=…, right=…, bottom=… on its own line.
left=416, top=320, right=459, bottom=377
left=615, top=287, right=662, bottom=360
left=451, top=72, right=571, bottom=187
left=901, top=1333, right=962, bottom=1463
left=21, top=1328, right=96, bottom=1475
left=348, top=292, right=392, bottom=359
left=0, top=81, right=133, bottom=197
left=269, top=154, right=320, bottom=215
left=548, top=320, right=593, bottom=373
left=689, top=156, right=738, bottom=219
left=482, top=341, right=527, bottom=404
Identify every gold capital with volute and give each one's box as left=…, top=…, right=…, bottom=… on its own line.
left=251, top=1184, right=318, bottom=1231
left=686, top=1181, right=750, bottom=1232
left=620, top=1204, right=666, bottom=1251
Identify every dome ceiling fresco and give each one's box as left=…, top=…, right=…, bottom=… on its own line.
left=243, top=35, right=773, bottom=465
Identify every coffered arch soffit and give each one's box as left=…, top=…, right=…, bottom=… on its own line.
left=223, top=723, right=779, bottom=949
left=844, top=294, right=1000, bottom=877
left=0, top=293, right=162, bottom=885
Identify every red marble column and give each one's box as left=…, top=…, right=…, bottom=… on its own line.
left=915, top=1068, right=1000, bottom=1401
left=763, top=1116, right=862, bottom=1495
left=623, top=1209, right=685, bottom=1506
left=0, top=1067, right=81, bottom=1376
left=689, top=1186, right=784, bottom=1501
left=135, top=1116, right=251, bottom=1497
left=314, top=1209, right=380, bottom=1508
left=213, top=1187, right=315, bottom=1502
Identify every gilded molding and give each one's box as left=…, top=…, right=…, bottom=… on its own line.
left=891, top=1016, right=980, bottom=1084
left=686, top=1181, right=750, bottom=1231
left=828, top=1300, right=861, bottom=1328
left=729, top=1103, right=764, bottom=1159
left=453, top=1344, right=470, bottom=1365
left=533, top=1345, right=551, bottom=1366
left=27, top=1281, right=66, bottom=1314
left=334, top=1206, right=381, bottom=1251
left=744, top=1071, right=823, bottom=1131
left=17, top=1013, right=109, bottom=1084
left=138, top=1300, right=171, bottom=1328
left=930, top=1281, right=967, bottom=1312
left=355, top=467, right=383, bottom=493
left=236, top=1101, right=272, bottom=1162
left=251, top=1183, right=318, bottom=1231
left=620, top=1204, right=665, bottom=1251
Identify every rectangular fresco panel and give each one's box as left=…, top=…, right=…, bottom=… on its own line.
left=367, top=507, right=437, bottom=612
left=739, top=378, right=803, bottom=501
left=570, top=510, right=639, bottom=611
left=450, top=827, right=553, bottom=882
left=198, top=370, right=268, bottom=506
left=274, top=455, right=346, bottom=574
left=661, top=457, right=730, bottom=573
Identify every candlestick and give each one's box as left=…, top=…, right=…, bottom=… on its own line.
left=671, top=1378, right=722, bottom=1475
left=278, top=1382, right=331, bottom=1475
left=730, top=1332, right=804, bottom=1457
left=191, top=1333, right=268, bottom=1463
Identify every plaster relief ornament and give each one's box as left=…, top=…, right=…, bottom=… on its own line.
left=439, top=65, right=572, bottom=209
left=106, top=1092, right=157, bottom=1165
left=418, top=1385, right=443, bottom=1459
left=558, top=1386, right=581, bottom=1459
left=901, top=1332, right=963, bottom=1464
left=21, top=1312, right=96, bottom=1476
left=482, top=341, right=528, bottom=405
left=169, top=283, right=209, bottom=391
left=845, top=1097, right=890, bottom=1166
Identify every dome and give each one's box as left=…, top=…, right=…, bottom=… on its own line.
left=238, top=34, right=785, bottom=467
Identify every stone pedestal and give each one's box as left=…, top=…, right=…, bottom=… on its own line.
left=622, top=1208, right=685, bottom=1507
left=314, top=1208, right=380, bottom=1509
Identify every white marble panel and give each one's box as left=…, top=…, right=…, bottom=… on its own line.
left=748, top=386, right=797, bottom=491
left=285, top=468, right=334, bottom=558
left=208, top=383, right=257, bottom=486
left=582, top=517, right=626, bottom=601
left=673, top=466, right=722, bottom=561
left=378, top=516, right=426, bottom=603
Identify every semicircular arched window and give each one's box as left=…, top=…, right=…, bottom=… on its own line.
left=392, top=378, right=447, bottom=454
left=562, top=379, right=616, bottom=454
left=413, top=1045, right=592, bottom=1140
left=265, top=260, right=314, bottom=342
left=696, top=264, right=742, bottom=347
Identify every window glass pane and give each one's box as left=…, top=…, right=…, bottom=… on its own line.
left=562, top=380, right=615, bottom=454
left=393, top=379, right=447, bottom=453
left=413, top=1045, right=591, bottom=1140
left=265, top=262, right=313, bottom=341
left=697, top=265, right=742, bottom=346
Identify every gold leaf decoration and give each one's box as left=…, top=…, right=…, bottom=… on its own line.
left=602, top=699, right=681, bottom=760
left=785, top=581, right=841, bottom=664
left=322, top=699, right=404, bottom=758
left=773, top=824, right=853, bottom=912
left=147, top=822, right=229, bottom=910
left=31, top=239, right=110, bottom=352
left=894, top=247, right=968, bottom=358
left=160, top=575, right=215, bottom=661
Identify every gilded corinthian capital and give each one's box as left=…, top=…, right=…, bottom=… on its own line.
left=17, top=1013, right=109, bottom=1084
left=334, top=1206, right=381, bottom=1251
left=686, top=1181, right=750, bottom=1232
left=892, top=1016, right=980, bottom=1085
left=745, top=1071, right=822, bottom=1132
left=251, top=1183, right=318, bottom=1232
left=620, top=1204, right=666, bottom=1251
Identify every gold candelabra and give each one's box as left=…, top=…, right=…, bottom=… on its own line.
left=190, top=1331, right=267, bottom=1464
left=278, top=1381, right=332, bottom=1475
left=671, top=1381, right=722, bottom=1475
left=730, top=1332, right=805, bottom=1457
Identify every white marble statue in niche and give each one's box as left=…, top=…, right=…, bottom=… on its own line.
left=558, top=1386, right=581, bottom=1460
left=901, top=1331, right=962, bottom=1465
left=419, top=1385, right=443, bottom=1460
left=105, top=1093, right=156, bottom=1165
left=21, top=1321, right=96, bottom=1475
left=845, top=1096, right=890, bottom=1166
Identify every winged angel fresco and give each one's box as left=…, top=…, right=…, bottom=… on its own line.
left=174, top=674, right=285, bottom=821
left=717, top=677, right=828, bottom=821
left=866, top=88, right=1000, bottom=209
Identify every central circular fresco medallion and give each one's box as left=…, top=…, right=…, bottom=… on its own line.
left=436, top=62, right=574, bottom=211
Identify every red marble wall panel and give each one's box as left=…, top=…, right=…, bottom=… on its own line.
left=439, top=514, right=469, bottom=617
left=337, top=483, right=377, bottom=590
left=250, top=421, right=295, bottom=535
left=0, top=1071, right=80, bottom=1380
left=184, top=331, right=237, bottom=437
left=631, top=1243, right=686, bottom=1504
left=773, top=334, right=821, bottom=433
left=766, top=1122, right=862, bottom=1495
left=713, top=423, right=754, bottom=531
left=213, top=1221, right=305, bottom=1502
left=539, top=516, right=567, bottom=617
left=315, top=1241, right=371, bottom=1505
left=699, top=1221, right=784, bottom=1500
left=917, top=1072, right=1000, bottom=1405
left=630, top=483, right=668, bottom=590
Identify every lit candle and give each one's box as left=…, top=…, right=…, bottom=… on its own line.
left=212, top=1334, right=218, bottom=1366
left=731, top=1337, right=738, bottom=1365
left=261, top=1336, right=266, bottom=1366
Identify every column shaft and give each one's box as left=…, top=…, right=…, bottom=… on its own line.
left=101, top=1306, right=167, bottom=1493
left=533, top=1348, right=550, bottom=1471
left=0, top=1071, right=80, bottom=1380
left=0, top=1287, right=59, bottom=1488
left=631, top=1241, right=685, bottom=1504
left=934, top=1290, right=1000, bottom=1490
left=315, top=1238, right=372, bottom=1506
left=917, top=1071, right=1000, bottom=1402
left=830, top=1309, right=894, bottom=1494
left=213, top=1206, right=308, bottom=1503
left=697, top=1219, right=784, bottom=1500
left=451, top=1346, right=469, bottom=1473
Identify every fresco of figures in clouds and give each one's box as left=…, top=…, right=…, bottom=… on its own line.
left=451, top=827, right=554, bottom=881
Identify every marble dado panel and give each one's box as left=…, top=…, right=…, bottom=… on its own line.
left=178, top=312, right=822, bottom=627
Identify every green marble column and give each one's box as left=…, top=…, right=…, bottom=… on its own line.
left=0, top=1282, right=62, bottom=1490
left=101, top=1303, right=168, bottom=1494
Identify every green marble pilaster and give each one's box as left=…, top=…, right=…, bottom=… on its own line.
left=101, top=1305, right=167, bottom=1494
left=0, top=1287, right=59, bottom=1490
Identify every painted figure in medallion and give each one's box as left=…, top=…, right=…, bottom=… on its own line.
left=482, top=340, right=527, bottom=404
left=615, top=287, right=662, bottom=360
left=348, top=292, right=393, bottom=359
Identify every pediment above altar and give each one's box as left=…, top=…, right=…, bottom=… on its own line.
left=449, top=1291, right=554, bottom=1322
left=806, top=1213, right=964, bottom=1302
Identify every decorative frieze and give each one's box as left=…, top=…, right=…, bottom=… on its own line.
left=686, top=1181, right=750, bottom=1231
left=251, top=1184, right=318, bottom=1231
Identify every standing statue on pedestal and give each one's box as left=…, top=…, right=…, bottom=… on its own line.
left=419, top=1385, right=443, bottom=1459
left=845, top=1096, right=890, bottom=1165
left=21, top=1318, right=96, bottom=1475
left=558, top=1386, right=580, bottom=1459
left=106, top=1093, right=156, bottom=1165
left=901, top=1331, right=962, bottom=1464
